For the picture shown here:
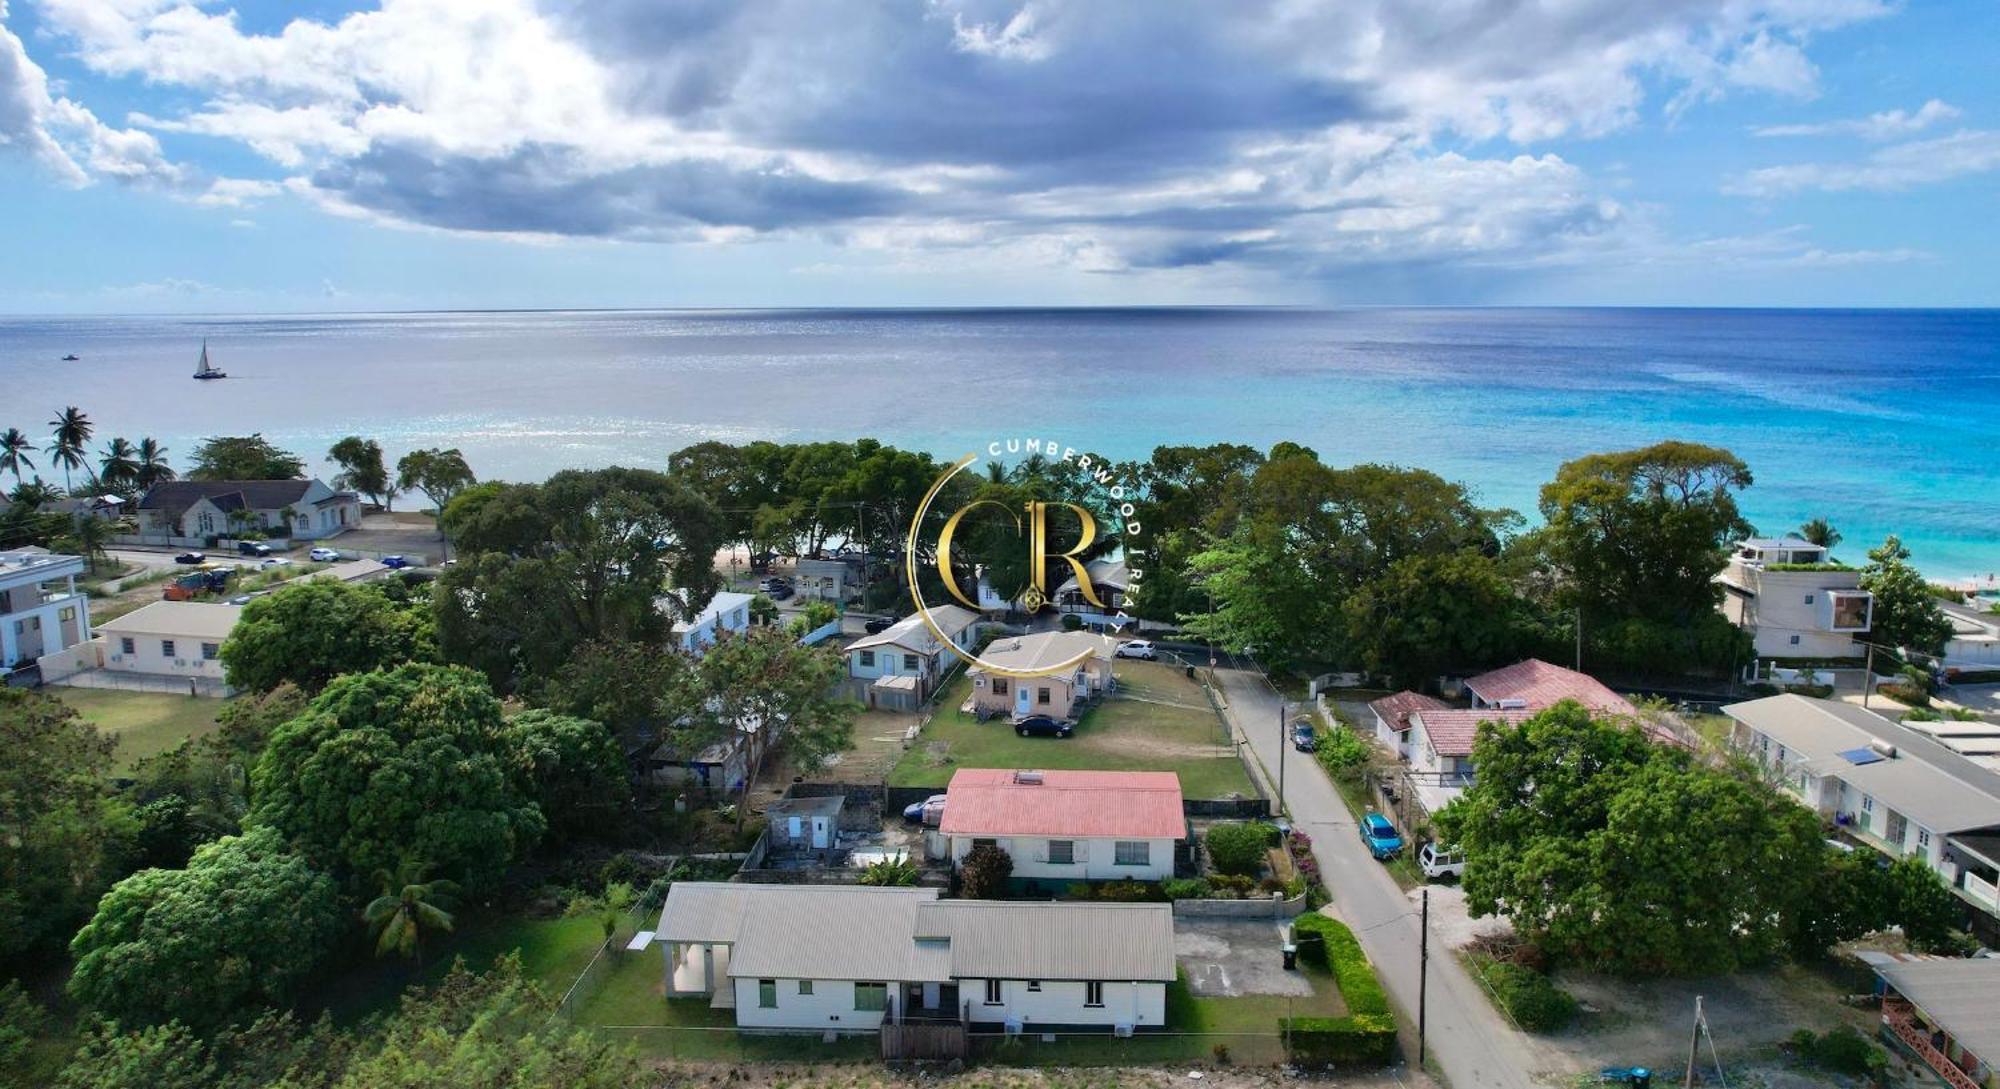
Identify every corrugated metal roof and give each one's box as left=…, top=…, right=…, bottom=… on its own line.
left=847, top=604, right=980, bottom=654
left=915, top=901, right=1176, bottom=982
left=1465, top=659, right=1637, bottom=715
left=969, top=631, right=1116, bottom=674
left=939, top=768, right=1185, bottom=839
left=1875, top=957, right=2000, bottom=1061
left=657, top=883, right=948, bottom=982
left=96, top=600, right=244, bottom=640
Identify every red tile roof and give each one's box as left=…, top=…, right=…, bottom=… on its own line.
left=1368, top=690, right=1450, bottom=733
left=1464, top=659, right=1637, bottom=716
left=1410, top=709, right=1535, bottom=757
left=939, top=768, right=1185, bottom=840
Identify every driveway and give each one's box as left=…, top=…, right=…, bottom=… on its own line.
left=1212, top=661, right=1555, bottom=1089
left=1175, top=918, right=1314, bottom=999
left=1943, top=683, right=2000, bottom=716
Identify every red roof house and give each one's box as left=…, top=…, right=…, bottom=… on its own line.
left=1464, top=659, right=1638, bottom=716
left=939, top=769, right=1187, bottom=881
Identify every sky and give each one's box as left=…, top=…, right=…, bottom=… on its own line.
left=1, top=0, right=1996, bottom=313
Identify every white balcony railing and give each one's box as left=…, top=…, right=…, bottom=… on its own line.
left=1963, top=872, right=2000, bottom=912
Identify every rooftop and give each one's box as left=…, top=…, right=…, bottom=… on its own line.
left=847, top=603, right=981, bottom=654
left=1409, top=708, right=1535, bottom=757
left=1054, top=558, right=1130, bottom=594
left=969, top=630, right=1116, bottom=675
left=96, top=600, right=244, bottom=640
left=0, top=547, right=86, bottom=587
left=940, top=768, right=1185, bottom=839
left=1870, top=955, right=2000, bottom=1061
left=913, top=900, right=1176, bottom=982
left=665, top=589, right=756, bottom=634
left=136, top=479, right=320, bottom=519
left=1464, top=658, right=1637, bottom=716
left=1369, top=690, right=1450, bottom=732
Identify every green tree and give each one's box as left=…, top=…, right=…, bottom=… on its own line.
left=748, top=592, right=780, bottom=627
left=68, top=827, right=342, bottom=1029
left=1883, top=854, right=1964, bottom=951
left=248, top=664, right=546, bottom=890
left=220, top=578, right=436, bottom=693
left=538, top=640, right=713, bottom=762
left=1798, top=517, right=1842, bottom=552
left=1859, top=536, right=1954, bottom=655
left=363, top=859, right=459, bottom=964
left=0, top=979, right=46, bottom=1080
left=959, top=842, right=1013, bottom=899
left=133, top=437, right=175, bottom=490
left=97, top=437, right=140, bottom=495
left=0, top=688, right=132, bottom=966
left=0, top=427, right=34, bottom=484
left=699, top=627, right=856, bottom=830
left=396, top=448, right=476, bottom=514
left=328, top=436, right=397, bottom=510
left=46, top=406, right=93, bottom=492
left=1203, top=822, right=1269, bottom=876
left=187, top=434, right=305, bottom=480
left=1345, top=550, right=1528, bottom=688
left=503, top=709, right=629, bottom=842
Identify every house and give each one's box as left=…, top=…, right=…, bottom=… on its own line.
left=46, top=494, right=126, bottom=520
left=667, top=589, right=755, bottom=654
left=762, top=795, right=844, bottom=861
left=1051, top=559, right=1135, bottom=629
left=57, top=601, right=244, bottom=692
left=1862, top=952, right=2000, bottom=1089
left=938, top=768, right=1185, bottom=884
left=845, top=604, right=982, bottom=711
left=1, top=548, right=91, bottom=671
left=1717, top=537, right=1873, bottom=658
left=1369, top=690, right=1449, bottom=757
left=965, top=631, right=1116, bottom=722
left=1941, top=600, right=2000, bottom=671
left=794, top=557, right=857, bottom=603
left=658, top=883, right=1174, bottom=1033
left=1724, top=694, right=2000, bottom=933
left=1403, top=708, right=1534, bottom=816
left=1464, top=658, right=1638, bottom=716
left=134, top=479, right=360, bottom=541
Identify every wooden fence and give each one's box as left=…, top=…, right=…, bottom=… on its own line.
left=880, top=1022, right=967, bottom=1061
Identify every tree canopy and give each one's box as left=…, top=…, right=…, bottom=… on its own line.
left=220, top=579, right=436, bottom=693
left=502, top=710, right=629, bottom=843
left=0, top=688, right=131, bottom=967
left=187, top=435, right=305, bottom=481
left=327, top=436, right=396, bottom=510
left=1859, top=536, right=1954, bottom=655
left=697, top=626, right=855, bottom=825
left=396, top=448, right=476, bottom=513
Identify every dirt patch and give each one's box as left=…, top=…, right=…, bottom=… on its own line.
left=1409, top=883, right=1514, bottom=951
left=817, top=710, right=921, bottom=784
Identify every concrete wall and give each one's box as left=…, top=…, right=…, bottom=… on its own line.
left=731, top=977, right=891, bottom=1031
left=949, top=834, right=1174, bottom=881
left=960, top=977, right=1165, bottom=1030
left=1171, top=893, right=1308, bottom=918
left=103, top=629, right=227, bottom=679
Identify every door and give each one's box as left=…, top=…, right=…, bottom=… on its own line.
left=788, top=816, right=802, bottom=841
left=811, top=816, right=830, bottom=849
left=1014, top=683, right=1031, bottom=717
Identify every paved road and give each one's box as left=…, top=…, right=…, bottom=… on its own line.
left=1211, top=664, right=1547, bottom=1089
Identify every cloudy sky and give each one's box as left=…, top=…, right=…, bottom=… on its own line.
left=2, top=0, right=1995, bottom=312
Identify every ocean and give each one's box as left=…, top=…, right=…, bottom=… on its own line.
left=1, top=307, right=1995, bottom=579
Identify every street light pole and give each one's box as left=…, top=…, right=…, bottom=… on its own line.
left=1277, top=699, right=1287, bottom=817
left=1419, top=886, right=1430, bottom=1066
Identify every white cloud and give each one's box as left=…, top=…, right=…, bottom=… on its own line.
left=1729, top=129, right=2000, bottom=195
left=1754, top=98, right=1960, bottom=139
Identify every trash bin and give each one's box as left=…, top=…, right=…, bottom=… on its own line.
left=1282, top=943, right=1298, bottom=970
left=1630, top=1069, right=1650, bottom=1089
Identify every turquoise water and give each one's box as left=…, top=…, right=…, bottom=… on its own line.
left=1, top=307, right=1995, bottom=577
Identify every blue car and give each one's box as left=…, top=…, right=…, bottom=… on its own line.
left=1291, top=722, right=1318, bottom=752
left=1359, top=812, right=1404, bottom=860
left=380, top=555, right=412, bottom=569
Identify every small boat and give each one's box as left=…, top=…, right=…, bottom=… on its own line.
left=61, top=353, right=79, bottom=361
left=192, top=339, right=227, bottom=380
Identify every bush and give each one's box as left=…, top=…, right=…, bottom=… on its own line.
left=0, top=980, right=45, bottom=1078
left=1478, top=959, right=1578, bottom=1032
left=1284, top=914, right=1396, bottom=1067
left=1206, top=822, right=1271, bottom=876
left=859, top=854, right=919, bottom=886
left=1790, top=1026, right=1887, bottom=1079
left=1162, top=878, right=1211, bottom=900
left=959, top=843, right=1013, bottom=899
left=1314, top=726, right=1371, bottom=777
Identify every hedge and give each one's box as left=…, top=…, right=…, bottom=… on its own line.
left=1205, top=822, right=1270, bottom=876
left=1283, top=914, right=1396, bottom=1067
left=1475, top=958, right=1578, bottom=1032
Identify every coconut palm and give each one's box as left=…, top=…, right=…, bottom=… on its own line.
left=99, top=437, right=140, bottom=494
left=362, top=860, right=459, bottom=964
left=0, top=428, right=33, bottom=484
left=133, top=438, right=175, bottom=490
left=8, top=479, right=62, bottom=509
left=1798, top=517, right=1841, bottom=552
left=59, top=515, right=116, bottom=573
left=45, top=407, right=93, bottom=492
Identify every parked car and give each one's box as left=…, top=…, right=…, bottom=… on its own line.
left=1359, top=812, right=1404, bottom=860
left=259, top=557, right=292, bottom=569
left=380, top=555, right=412, bottom=569
left=1291, top=721, right=1318, bottom=752
left=308, top=547, right=342, bottom=562
left=901, top=794, right=947, bottom=823
left=1014, top=715, right=1073, bottom=738
left=863, top=617, right=894, bottom=634
left=1114, top=639, right=1157, bottom=660
left=767, top=583, right=795, bottom=601
left=173, top=551, right=206, bottom=564
left=1418, top=842, right=1466, bottom=880
left=236, top=541, right=273, bottom=557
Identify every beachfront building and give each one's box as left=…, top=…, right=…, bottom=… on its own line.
left=965, top=631, right=1116, bottom=722
left=938, top=768, right=1186, bottom=885
left=1, top=548, right=91, bottom=671
left=657, top=883, right=1174, bottom=1033
left=1941, top=600, right=2000, bottom=671
left=1724, top=694, right=2000, bottom=935
left=667, top=589, right=755, bottom=655
left=793, top=557, right=858, bottom=604
left=133, top=479, right=360, bottom=542
left=844, top=604, right=982, bottom=711
left=1716, top=536, right=1873, bottom=659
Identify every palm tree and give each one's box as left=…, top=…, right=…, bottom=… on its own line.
left=99, top=437, right=139, bottom=495
left=60, top=515, right=116, bottom=573
left=133, top=438, right=175, bottom=491
left=45, top=407, right=93, bottom=492
left=1798, top=517, right=1842, bottom=552
left=0, top=428, right=33, bottom=484
left=362, top=860, right=458, bottom=964
left=8, top=479, right=62, bottom=508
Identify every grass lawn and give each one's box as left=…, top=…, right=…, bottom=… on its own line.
left=311, top=913, right=609, bottom=1025
left=58, top=688, right=225, bottom=772
left=575, top=953, right=878, bottom=1063
left=886, top=661, right=1253, bottom=799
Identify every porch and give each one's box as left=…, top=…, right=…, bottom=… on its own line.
left=662, top=940, right=734, bottom=1008
left=1883, top=996, right=1985, bottom=1089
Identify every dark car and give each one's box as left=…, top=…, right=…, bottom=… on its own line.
left=236, top=541, right=272, bottom=557
left=900, top=794, right=946, bottom=823
left=1291, top=722, right=1318, bottom=752
left=767, top=583, right=795, bottom=600
left=1014, top=715, right=1073, bottom=738
left=863, top=617, right=894, bottom=634
left=380, top=555, right=412, bottom=569
left=173, top=551, right=206, bottom=564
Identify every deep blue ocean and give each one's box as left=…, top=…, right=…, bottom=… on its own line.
left=1, top=308, right=1995, bottom=578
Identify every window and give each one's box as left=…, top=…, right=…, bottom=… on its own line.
left=1788, top=635, right=1801, bottom=646
left=903, top=653, right=919, bottom=671
left=161, top=639, right=176, bottom=658
left=201, top=642, right=220, bottom=660
left=1047, top=840, right=1075, bottom=865
left=1917, top=827, right=1931, bottom=849
left=1804, top=594, right=1815, bottom=604
left=798, top=981, right=813, bottom=995
left=992, top=678, right=1008, bottom=696
left=1114, top=841, right=1149, bottom=866
left=758, top=980, right=777, bottom=1008
left=854, top=982, right=887, bottom=1012
left=1861, top=794, right=1874, bottom=812
left=1037, top=687, right=1051, bottom=705
left=984, top=979, right=1002, bottom=1005
left=119, top=637, right=135, bottom=655
left=860, top=650, right=875, bottom=667
left=59, top=606, right=74, bottom=623
left=972, top=838, right=997, bottom=851
left=1025, top=981, right=1041, bottom=992
left=1085, top=982, right=1105, bottom=1008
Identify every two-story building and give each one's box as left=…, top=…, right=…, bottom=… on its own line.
left=1, top=548, right=92, bottom=671
left=1402, top=707, right=1534, bottom=817
left=1051, top=559, right=1134, bottom=630
left=134, top=479, right=361, bottom=542
left=938, top=768, right=1185, bottom=887
left=844, top=605, right=981, bottom=711
left=666, top=589, right=755, bottom=655
left=1717, top=536, right=1874, bottom=659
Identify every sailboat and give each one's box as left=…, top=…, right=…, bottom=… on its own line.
left=192, top=339, right=227, bottom=380
left=60, top=353, right=80, bottom=361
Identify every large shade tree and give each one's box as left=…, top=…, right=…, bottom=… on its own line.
left=220, top=578, right=436, bottom=693
left=0, top=689, right=132, bottom=967
left=699, top=626, right=856, bottom=830
left=502, top=709, right=630, bottom=843
left=1859, top=536, right=1954, bottom=655
left=328, top=436, right=397, bottom=510
left=187, top=434, right=305, bottom=480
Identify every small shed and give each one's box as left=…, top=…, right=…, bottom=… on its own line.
left=765, top=795, right=844, bottom=854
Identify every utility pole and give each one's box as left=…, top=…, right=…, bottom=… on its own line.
left=1575, top=604, right=1584, bottom=672
left=1277, top=699, right=1288, bottom=816
left=1684, top=995, right=1704, bottom=1089
left=1418, top=887, right=1430, bottom=1066
left=1862, top=643, right=1876, bottom=710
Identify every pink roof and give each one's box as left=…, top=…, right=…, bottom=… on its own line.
left=1410, top=709, right=1535, bottom=757
left=1464, top=659, right=1637, bottom=716
left=939, top=768, right=1185, bottom=840
left=1369, top=690, right=1450, bottom=732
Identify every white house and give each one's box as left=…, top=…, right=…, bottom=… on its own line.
left=844, top=604, right=981, bottom=711
left=1716, top=537, right=1874, bottom=659
left=666, top=589, right=755, bottom=655
left=658, top=883, right=1174, bottom=1033
left=1725, top=694, right=2000, bottom=928
left=1051, top=559, right=1136, bottom=629
left=42, top=600, right=243, bottom=693
left=1941, top=600, right=2000, bottom=671
left=1, top=548, right=91, bottom=671
left=1403, top=708, right=1534, bottom=816
left=938, top=768, right=1185, bottom=886
left=1368, top=690, right=1449, bottom=757
left=134, top=479, right=360, bottom=542
left=793, top=557, right=858, bottom=603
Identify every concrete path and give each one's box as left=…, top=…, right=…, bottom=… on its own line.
left=1212, top=663, right=1550, bottom=1089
